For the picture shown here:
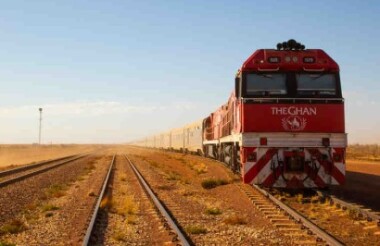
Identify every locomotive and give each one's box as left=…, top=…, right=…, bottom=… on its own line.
left=133, top=40, right=346, bottom=189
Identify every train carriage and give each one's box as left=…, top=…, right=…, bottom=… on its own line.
left=183, top=120, right=203, bottom=154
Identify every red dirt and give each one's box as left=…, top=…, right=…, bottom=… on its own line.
left=346, top=159, right=380, bottom=175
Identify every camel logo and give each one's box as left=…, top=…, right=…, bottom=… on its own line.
left=282, top=116, right=307, bottom=131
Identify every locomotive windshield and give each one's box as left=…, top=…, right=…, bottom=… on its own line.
left=243, top=73, right=341, bottom=98
left=246, top=73, right=287, bottom=96
left=296, top=74, right=336, bottom=96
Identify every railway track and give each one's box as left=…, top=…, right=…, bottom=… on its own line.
left=83, top=154, right=115, bottom=246
left=84, top=154, right=191, bottom=246
left=0, top=154, right=87, bottom=188
left=238, top=184, right=344, bottom=245
left=124, top=155, right=191, bottom=246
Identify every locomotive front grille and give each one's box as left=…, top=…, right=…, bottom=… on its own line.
left=284, top=151, right=305, bottom=172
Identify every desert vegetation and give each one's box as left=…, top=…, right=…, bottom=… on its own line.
left=201, top=178, right=229, bottom=189
left=347, top=144, right=380, bottom=161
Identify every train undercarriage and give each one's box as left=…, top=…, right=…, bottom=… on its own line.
left=203, top=139, right=346, bottom=189
left=203, top=142, right=241, bottom=174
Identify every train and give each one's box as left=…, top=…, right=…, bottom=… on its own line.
left=132, top=39, right=347, bottom=189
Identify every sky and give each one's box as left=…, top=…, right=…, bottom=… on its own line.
left=0, top=0, right=379, bottom=144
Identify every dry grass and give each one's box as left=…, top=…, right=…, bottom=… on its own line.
left=201, top=178, right=229, bottom=189
left=205, top=207, right=222, bottom=215
left=185, top=225, right=207, bottom=234
left=307, top=205, right=318, bottom=220
left=113, top=230, right=128, bottom=242
left=148, top=160, right=160, bottom=168
left=0, top=241, right=16, bottom=246
left=223, top=214, right=247, bottom=225
left=110, top=195, right=138, bottom=222
left=120, top=175, right=127, bottom=182
left=0, top=219, right=26, bottom=235
left=165, top=171, right=181, bottom=181
left=189, top=162, right=208, bottom=174
left=0, top=144, right=100, bottom=169
left=44, top=184, right=67, bottom=199
left=113, top=195, right=138, bottom=225
left=310, top=195, right=319, bottom=203
left=41, top=204, right=59, bottom=212
left=295, top=194, right=304, bottom=203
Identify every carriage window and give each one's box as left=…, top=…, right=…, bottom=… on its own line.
left=246, top=73, right=287, bottom=96
left=296, top=74, right=336, bottom=96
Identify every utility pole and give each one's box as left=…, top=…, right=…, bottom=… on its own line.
left=39, top=108, right=43, bottom=145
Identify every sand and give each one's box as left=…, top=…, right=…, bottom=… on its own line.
left=0, top=144, right=101, bottom=169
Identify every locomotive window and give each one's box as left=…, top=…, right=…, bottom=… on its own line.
left=246, top=73, right=287, bottom=96
left=296, top=74, right=336, bottom=96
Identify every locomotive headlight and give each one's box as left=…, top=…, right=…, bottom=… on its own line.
left=285, top=56, right=291, bottom=62
left=268, top=57, right=280, bottom=63
left=292, top=56, right=298, bottom=62
left=303, top=57, right=315, bottom=63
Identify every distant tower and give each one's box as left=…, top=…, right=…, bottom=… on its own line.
left=39, top=108, right=43, bottom=145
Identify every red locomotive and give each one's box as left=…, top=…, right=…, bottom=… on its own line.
left=202, top=40, right=346, bottom=188
left=134, top=40, right=346, bottom=189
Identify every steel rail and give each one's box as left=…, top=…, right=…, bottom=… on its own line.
left=0, top=155, right=76, bottom=178
left=253, top=184, right=345, bottom=246
left=124, top=155, right=191, bottom=246
left=0, top=155, right=87, bottom=188
left=316, top=190, right=380, bottom=225
left=82, top=154, right=115, bottom=246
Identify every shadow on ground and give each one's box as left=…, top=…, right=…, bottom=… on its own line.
left=329, top=171, right=380, bottom=212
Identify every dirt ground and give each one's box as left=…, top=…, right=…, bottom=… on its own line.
left=346, top=159, right=380, bottom=175
left=330, top=159, right=380, bottom=212
left=0, top=144, right=102, bottom=169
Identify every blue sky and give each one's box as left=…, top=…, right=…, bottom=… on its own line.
left=0, top=0, right=379, bottom=143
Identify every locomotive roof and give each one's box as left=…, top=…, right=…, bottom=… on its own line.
left=240, top=49, right=339, bottom=73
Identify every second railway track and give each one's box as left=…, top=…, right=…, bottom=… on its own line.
left=0, top=154, right=87, bottom=188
